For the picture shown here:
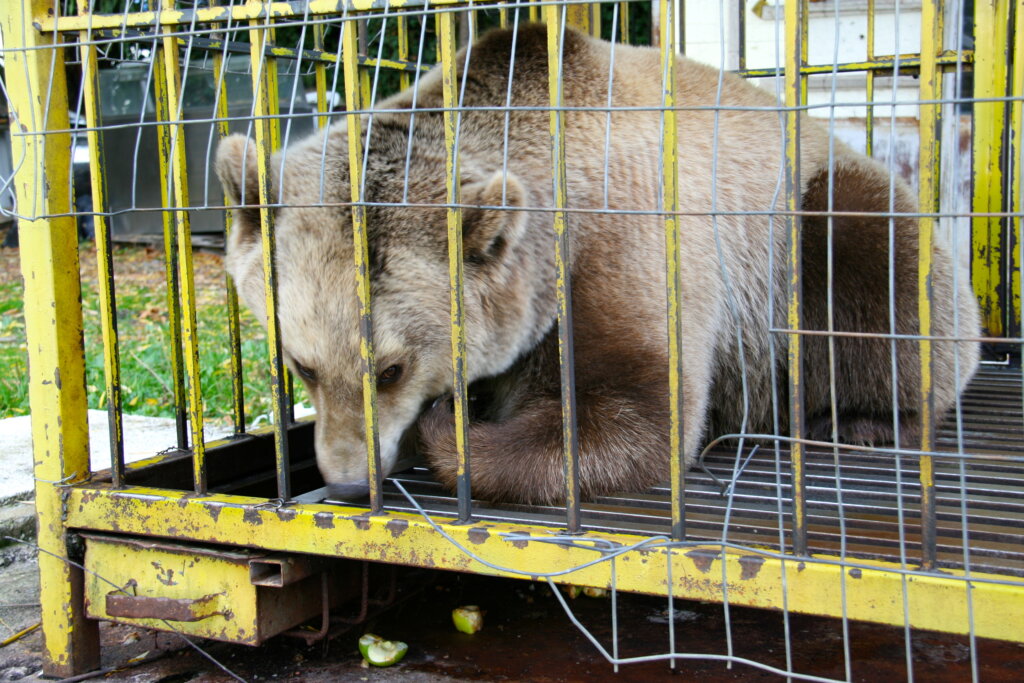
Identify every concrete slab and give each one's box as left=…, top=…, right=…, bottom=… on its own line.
left=0, top=411, right=232, bottom=503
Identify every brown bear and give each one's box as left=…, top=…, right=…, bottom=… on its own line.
left=216, top=25, right=980, bottom=504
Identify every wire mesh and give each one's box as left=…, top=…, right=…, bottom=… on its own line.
left=2, top=0, right=1022, bottom=679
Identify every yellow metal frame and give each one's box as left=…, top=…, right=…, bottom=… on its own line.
left=4, top=1, right=100, bottom=675
left=6, top=0, right=1023, bottom=675
left=916, top=0, right=942, bottom=571
left=63, top=484, right=1024, bottom=643
left=971, top=0, right=1012, bottom=337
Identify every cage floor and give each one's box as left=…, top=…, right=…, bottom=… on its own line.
left=323, top=366, right=1024, bottom=577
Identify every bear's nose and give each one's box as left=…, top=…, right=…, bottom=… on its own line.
left=326, top=481, right=371, bottom=502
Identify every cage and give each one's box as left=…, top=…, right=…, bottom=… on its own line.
left=1, top=0, right=1021, bottom=679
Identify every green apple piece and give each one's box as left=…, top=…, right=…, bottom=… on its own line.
left=358, top=633, right=408, bottom=667
left=452, top=605, right=484, bottom=634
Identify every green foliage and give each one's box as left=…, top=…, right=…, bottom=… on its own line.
left=0, top=246, right=307, bottom=431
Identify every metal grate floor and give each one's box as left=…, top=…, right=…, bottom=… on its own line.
left=344, top=366, right=1024, bottom=577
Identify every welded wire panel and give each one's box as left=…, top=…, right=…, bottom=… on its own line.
left=7, top=1, right=1024, bottom=678
left=371, top=368, right=1024, bottom=578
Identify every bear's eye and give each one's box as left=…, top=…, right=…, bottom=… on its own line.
left=293, top=362, right=317, bottom=383
left=377, top=365, right=403, bottom=387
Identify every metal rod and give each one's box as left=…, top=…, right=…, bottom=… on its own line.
left=211, top=0, right=246, bottom=435
left=247, top=14, right=292, bottom=500
left=437, top=10, right=473, bottom=523
left=159, top=9, right=207, bottom=494
left=659, top=0, right=685, bottom=542
left=784, top=0, right=807, bottom=557
left=79, top=10, right=125, bottom=487
left=970, top=0, right=1010, bottom=339
left=545, top=6, right=582, bottom=533
left=342, top=17, right=383, bottom=513
left=917, top=0, right=947, bottom=571
left=151, top=39, right=190, bottom=452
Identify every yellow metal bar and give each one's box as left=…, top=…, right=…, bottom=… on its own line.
left=79, top=13, right=125, bottom=485
left=783, top=0, right=807, bottom=556
left=248, top=15, right=293, bottom=498
left=619, top=2, right=631, bottom=43
left=43, top=0, right=507, bottom=32
left=358, top=20, right=372, bottom=111
left=211, top=1, right=246, bottom=433
left=1, top=0, right=101, bottom=674
left=866, top=0, right=875, bottom=60
left=151, top=44, right=190, bottom=451
left=971, top=0, right=1011, bottom=336
left=738, top=52, right=975, bottom=79
left=1011, top=0, right=1023, bottom=334
left=659, top=0, right=684, bottom=541
left=565, top=3, right=601, bottom=37
left=917, top=0, right=943, bottom=571
left=865, top=71, right=875, bottom=157
left=360, top=70, right=373, bottom=111
left=865, top=0, right=875, bottom=157
left=342, top=18, right=384, bottom=510
left=800, top=0, right=809, bottom=107
left=437, top=11, right=473, bottom=521
left=313, top=22, right=332, bottom=128
left=160, top=20, right=207, bottom=493
left=397, top=15, right=412, bottom=91
left=65, top=485, right=1024, bottom=643
left=530, top=2, right=541, bottom=24
left=545, top=5, right=582, bottom=531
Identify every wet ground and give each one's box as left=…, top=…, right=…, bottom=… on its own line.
left=2, top=543, right=1022, bottom=683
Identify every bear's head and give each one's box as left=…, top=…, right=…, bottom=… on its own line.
left=215, top=120, right=552, bottom=495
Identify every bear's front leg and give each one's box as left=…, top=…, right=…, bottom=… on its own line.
left=418, top=380, right=680, bottom=505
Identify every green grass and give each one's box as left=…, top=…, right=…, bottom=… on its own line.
left=0, top=281, right=29, bottom=416
left=0, top=247, right=308, bottom=428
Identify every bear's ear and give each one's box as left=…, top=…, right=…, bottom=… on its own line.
left=460, top=171, right=528, bottom=265
left=215, top=134, right=265, bottom=241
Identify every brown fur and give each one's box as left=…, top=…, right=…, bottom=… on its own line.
left=217, top=26, right=980, bottom=504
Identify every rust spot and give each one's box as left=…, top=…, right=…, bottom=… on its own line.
left=275, top=508, right=298, bottom=522
left=206, top=505, right=222, bottom=523
left=509, top=538, right=529, bottom=549
left=314, top=512, right=335, bottom=529
left=152, top=562, right=177, bottom=586
left=242, top=507, right=263, bottom=526
left=739, top=555, right=765, bottom=580
left=849, top=568, right=862, bottom=579
left=106, top=592, right=224, bottom=622
left=351, top=514, right=371, bottom=531
left=467, top=527, right=490, bottom=545
left=385, top=518, right=409, bottom=538
left=686, top=549, right=718, bottom=574
left=54, top=367, right=61, bottom=390
left=797, top=562, right=806, bottom=572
